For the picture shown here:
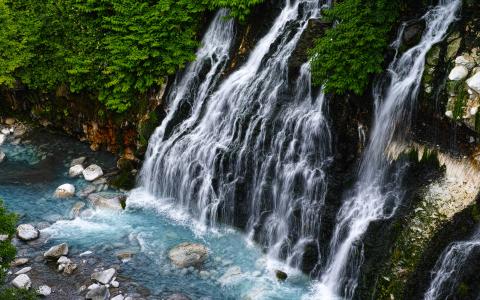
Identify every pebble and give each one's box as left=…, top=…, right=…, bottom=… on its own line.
left=14, top=267, right=32, bottom=275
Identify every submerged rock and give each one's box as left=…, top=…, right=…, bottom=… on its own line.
left=91, top=268, right=116, bottom=284
left=16, top=224, right=39, bottom=241
left=88, top=192, right=125, bottom=211
left=86, top=285, right=110, bottom=300
left=218, top=266, right=242, bottom=285
left=275, top=270, right=288, bottom=281
left=116, top=251, right=134, bottom=262
left=168, top=242, right=209, bottom=268
left=54, top=183, right=76, bottom=198
left=36, top=285, right=52, bottom=296
left=11, top=274, right=31, bottom=289
left=69, top=164, right=85, bottom=177
left=83, top=164, right=104, bottom=181
left=70, top=201, right=86, bottom=218
left=44, top=243, right=69, bottom=259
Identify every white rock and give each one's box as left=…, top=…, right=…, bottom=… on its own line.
left=70, top=156, right=86, bottom=167
left=36, top=285, right=52, bottom=296
left=11, top=274, right=31, bottom=289
left=91, top=268, right=116, bottom=284
left=80, top=250, right=93, bottom=257
left=63, top=262, right=77, bottom=275
left=445, top=110, right=454, bottom=119
left=111, top=295, right=125, bottom=300
left=83, top=164, right=104, bottom=181
left=0, top=234, right=8, bottom=241
left=0, top=151, right=5, bottom=164
left=1, top=128, right=9, bottom=135
left=88, top=283, right=100, bottom=290
left=470, top=106, right=478, bottom=116
left=44, top=243, right=69, bottom=259
left=467, top=72, right=480, bottom=94
left=85, top=285, right=110, bottom=300
left=68, top=164, right=84, bottom=178
left=14, top=267, right=32, bottom=275
left=456, top=55, right=476, bottom=69
left=111, top=280, right=119, bottom=288
left=57, top=256, right=71, bottom=265
left=448, top=65, right=469, bottom=81
left=0, top=134, right=5, bottom=145
left=11, top=258, right=29, bottom=267
left=54, top=183, right=76, bottom=198
left=88, top=193, right=125, bottom=211
left=16, top=224, right=39, bottom=241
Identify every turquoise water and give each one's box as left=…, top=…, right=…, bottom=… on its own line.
left=0, top=129, right=312, bottom=299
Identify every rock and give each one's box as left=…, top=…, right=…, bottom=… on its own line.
left=63, top=262, right=77, bottom=275
left=0, top=151, right=5, bottom=164
left=218, top=266, right=242, bottom=285
left=0, top=234, right=8, bottom=241
left=79, top=185, right=97, bottom=198
left=88, top=283, right=100, bottom=290
left=91, top=268, right=116, bottom=284
left=445, top=110, right=454, bottom=119
left=69, top=164, right=85, bottom=177
left=92, top=177, right=107, bottom=185
left=11, top=258, right=29, bottom=267
left=44, top=243, right=69, bottom=259
left=11, top=138, right=21, bottom=145
left=275, top=270, right=288, bottom=281
left=5, top=117, right=16, bottom=125
left=165, top=294, right=191, bottom=300
left=448, top=65, right=469, bottom=81
left=13, top=125, right=27, bottom=137
left=57, top=256, right=71, bottom=265
left=83, top=164, right=104, bottom=181
left=70, top=201, right=86, bottom=218
left=14, top=267, right=32, bottom=275
left=36, top=285, right=52, bottom=296
left=70, top=156, right=86, bottom=167
left=16, top=224, right=39, bottom=241
left=467, top=72, right=480, bottom=94
left=86, top=285, right=110, bottom=300
left=1, top=128, right=9, bottom=135
left=11, top=274, right=31, bottom=289
left=54, top=183, right=76, bottom=198
left=111, top=280, right=119, bottom=288
left=0, top=134, right=5, bottom=146
left=470, top=106, right=479, bottom=116
left=117, top=251, right=134, bottom=262
left=456, top=55, right=476, bottom=69
left=168, top=243, right=209, bottom=268
left=111, top=295, right=124, bottom=300
left=80, top=250, right=93, bottom=257
left=88, top=192, right=126, bottom=211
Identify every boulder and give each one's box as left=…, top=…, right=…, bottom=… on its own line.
left=445, top=110, right=454, bottom=119
left=91, top=268, right=116, bottom=284
left=275, top=270, right=288, bottom=281
left=63, top=262, right=77, bottom=275
left=70, top=201, right=86, bottom=218
left=168, top=243, right=209, bottom=268
left=116, top=251, right=134, bottom=262
left=78, top=185, right=96, bottom=198
left=111, top=295, right=124, bottom=300
left=14, top=267, right=32, bottom=275
left=57, top=256, right=71, bottom=265
left=86, top=285, right=110, bottom=300
left=70, top=156, right=86, bottom=167
left=448, top=65, right=469, bottom=81
left=83, top=164, right=103, bottom=181
left=5, top=117, right=16, bottom=125
left=44, top=243, right=69, bottom=259
left=467, top=72, right=480, bottom=94
left=1, top=128, right=10, bottom=135
left=0, top=151, right=5, bottom=163
left=68, top=164, right=84, bottom=178
left=11, top=274, right=31, bottom=289
left=16, top=224, right=39, bottom=241
left=36, top=285, right=52, bottom=296
left=0, top=134, right=6, bottom=145
left=54, top=183, right=76, bottom=198
left=13, top=125, right=27, bottom=137
left=456, top=55, right=476, bottom=69
left=88, top=192, right=125, bottom=211
left=11, top=258, right=29, bottom=267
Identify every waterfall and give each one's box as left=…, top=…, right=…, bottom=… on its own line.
left=139, top=0, right=331, bottom=269
left=311, top=0, right=461, bottom=298
left=424, top=231, right=480, bottom=300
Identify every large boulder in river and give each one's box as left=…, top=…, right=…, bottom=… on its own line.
left=83, top=164, right=103, bottom=181
left=91, top=268, right=116, bottom=284
left=54, top=183, right=76, bottom=198
left=44, top=243, right=69, bottom=259
left=88, top=192, right=126, bottom=211
left=68, top=164, right=84, bottom=177
left=11, top=274, right=31, bottom=289
left=16, top=224, right=39, bottom=241
left=168, top=242, right=209, bottom=268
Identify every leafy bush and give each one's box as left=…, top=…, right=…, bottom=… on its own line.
left=0, top=0, right=263, bottom=113
left=309, top=0, right=400, bottom=95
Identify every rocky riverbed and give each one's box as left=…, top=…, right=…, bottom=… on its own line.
left=0, top=119, right=312, bottom=300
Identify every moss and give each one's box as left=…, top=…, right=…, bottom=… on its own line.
left=138, top=110, right=159, bottom=148
left=108, top=169, right=136, bottom=191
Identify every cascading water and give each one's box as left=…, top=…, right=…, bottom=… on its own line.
left=310, top=1, right=461, bottom=299
left=424, top=230, right=480, bottom=300
left=138, top=0, right=332, bottom=269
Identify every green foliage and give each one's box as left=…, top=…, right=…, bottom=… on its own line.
left=309, top=0, right=401, bottom=95
left=0, top=0, right=263, bottom=113
left=0, top=288, right=37, bottom=300
left=0, top=200, right=17, bottom=282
